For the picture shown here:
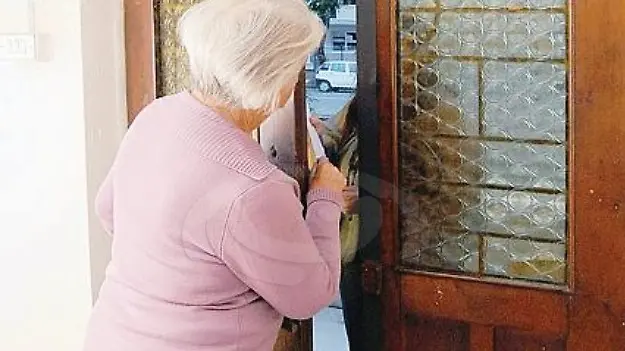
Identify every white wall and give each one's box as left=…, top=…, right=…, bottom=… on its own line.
left=0, top=0, right=126, bottom=349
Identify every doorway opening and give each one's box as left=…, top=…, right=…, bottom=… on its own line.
left=306, top=2, right=357, bottom=351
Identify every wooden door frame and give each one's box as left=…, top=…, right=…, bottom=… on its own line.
left=568, top=2, right=625, bottom=349
left=124, top=0, right=156, bottom=124
left=374, top=0, right=401, bottom=348
left=375, top=0, right=625, bottom=350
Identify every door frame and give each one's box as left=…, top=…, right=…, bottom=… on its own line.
left=567, top=2, right=625, bottom=348
left=123, top=0, right=156, bottom=124
left=374, top=0, right=625, bottom=350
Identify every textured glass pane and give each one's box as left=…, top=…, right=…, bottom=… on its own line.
left=156, top=0, right=202, bottom=97
left=400, top=59, right=479, bottom=135
left=485, top=237, right=565, bottom=283
left=400, top=139, right=565, bottom=189
left=402, top=230, right=480, bottom=273
left=401, top=11, right=566, bottom=60
left=484, top=62, right=566, bottom=141
left=459, top=189, right=566, bottom=241
left=398, top=2, right=568, bottom=285
left=401, top=185, right=565, bottom=241
left=402, top=0, right=565, bottom=9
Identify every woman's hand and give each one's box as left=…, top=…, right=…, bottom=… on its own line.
left=342, top=186, right=359, bottom=214
left=310, top=158, right=346, bottom=194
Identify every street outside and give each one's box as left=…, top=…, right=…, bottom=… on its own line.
left=306, top=87, right=354, bottom=121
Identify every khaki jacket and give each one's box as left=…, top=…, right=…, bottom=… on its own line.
left=307, top=102, right=359, bottom=265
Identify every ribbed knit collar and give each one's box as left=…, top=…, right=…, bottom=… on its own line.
left=174, top=91, right=276, bottom=180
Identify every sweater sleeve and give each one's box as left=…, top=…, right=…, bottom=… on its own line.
left=220, top=181, right=343, bottom=320
left=95, top=169, right=114, bottom=236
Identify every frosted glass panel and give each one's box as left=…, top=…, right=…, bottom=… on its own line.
left=398, top=1, right=568, bottom=284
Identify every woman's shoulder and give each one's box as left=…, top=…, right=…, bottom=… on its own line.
left=205, top=165, right=300, bottom=206
left=255, top=170, right=301, bottom=198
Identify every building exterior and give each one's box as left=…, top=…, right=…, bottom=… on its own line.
left=323, top=4, right=357, bottom=62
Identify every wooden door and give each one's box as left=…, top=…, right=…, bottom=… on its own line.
left=373, top=0, right=625, bottom=350
left=123, top=1, right=312, bottom=350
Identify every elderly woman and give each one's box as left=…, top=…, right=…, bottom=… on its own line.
left=83, top=1, right=346, bottom=350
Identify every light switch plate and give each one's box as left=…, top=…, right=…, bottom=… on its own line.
left=0, top=34, right=36, bottom=60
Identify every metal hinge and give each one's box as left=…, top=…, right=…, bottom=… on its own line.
left=361, top=260, right=383, bottom=296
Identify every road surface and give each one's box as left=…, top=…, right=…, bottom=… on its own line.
left=306, top=89, right=355, bottom=120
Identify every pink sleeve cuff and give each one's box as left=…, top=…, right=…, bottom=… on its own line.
left=306, top=188, right=344, bottom=208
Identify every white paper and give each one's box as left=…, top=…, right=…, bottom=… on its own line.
left=306, top=101, right=326, bottom=160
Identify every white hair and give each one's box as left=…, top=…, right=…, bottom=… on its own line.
left=178, top=0, right=325, bottom=113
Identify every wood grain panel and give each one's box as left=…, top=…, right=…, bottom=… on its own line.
left=405, top=316, right=469, bottom=351
left=376, top=0, right=405, bottom=350
left=124, top=0, right=156, bottom=124
left=470, top=325, right=494, bottom=351
left=495, top=328, right=564, bottom=351
left=401, top=274, right=568, bottom=336
left=569, top=1, right=625, bottom=350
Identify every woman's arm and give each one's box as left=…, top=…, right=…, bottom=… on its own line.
left=220, top=180, right=343, bottom=320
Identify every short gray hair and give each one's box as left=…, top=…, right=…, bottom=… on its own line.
left=178, top=0, right=325, bottom=112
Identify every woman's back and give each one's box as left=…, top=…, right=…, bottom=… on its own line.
left=85, top=92, right=343, bottom=351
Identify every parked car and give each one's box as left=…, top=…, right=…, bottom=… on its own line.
left=315, top=61, right=357, bottom=92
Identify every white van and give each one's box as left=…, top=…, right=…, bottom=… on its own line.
left=315, top=61, right=357, bottom=92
